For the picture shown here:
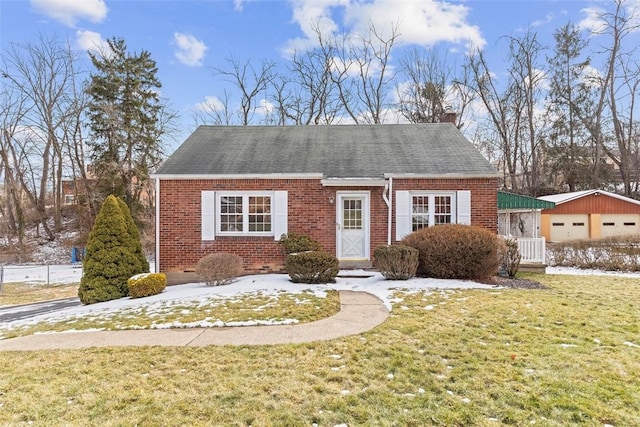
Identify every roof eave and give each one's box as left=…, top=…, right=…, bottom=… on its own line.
left=151, top=173, right=324, bottom=180
left=321, top=178, right=387, bottom=187
left=384, top=172, right=501, bottom=179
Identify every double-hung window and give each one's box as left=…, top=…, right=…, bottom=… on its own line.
left=396, top=190, right=470, bottom=240
left=202, top=190, right=287, bottom=241
left=218, top=193, right=272, bottom=234
left=411, top=193, right=454, bottom=231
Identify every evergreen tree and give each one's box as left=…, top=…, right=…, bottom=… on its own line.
left=546, top=23, right=594, bottom=191
left=78, top=195, right=141, bottom=304
left=86, top=37, right=171, bottom=220
left=116, top=197, right=149, bottom=274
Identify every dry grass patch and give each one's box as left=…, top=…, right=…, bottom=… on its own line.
left=1, top=274, right=639, bottom=426
left=0, top=282, right=78, bottom=306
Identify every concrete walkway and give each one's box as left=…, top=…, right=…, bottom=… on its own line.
left=0, top=291, right=389, bottom=351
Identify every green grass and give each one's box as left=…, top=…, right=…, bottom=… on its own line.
left=1, top=274, right=639, bottom=426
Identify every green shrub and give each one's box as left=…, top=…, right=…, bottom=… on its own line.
left=278, top=232, right=322, bottom=254
left=127, top=273, right=167, bottom=298
left=374, top=245, right=419, bottom=280
left=500, top=238, right=521, bottom=278
left=195, top=253, right=244, bottom=286
left=402, top=224, right=502, bottom=280
left=285, top=251, right=339, bottom=284
left=79, top=195, right=146, bottom=305
left=117, top=198, right=150, bottom=274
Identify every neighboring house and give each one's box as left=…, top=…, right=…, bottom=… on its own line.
left=61, top=179, right=79, bottom=205
left=498, top=191, right=556, bottom=271
left=539, top=190, right=640, bottom=242
left=152, top=124, right=499, bottom=282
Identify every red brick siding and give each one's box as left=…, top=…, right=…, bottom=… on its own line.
left=158, top=177, right=498, bottom=274
left=391, top=178, right=498, bottom=240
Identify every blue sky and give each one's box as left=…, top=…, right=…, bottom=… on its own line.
left=0, top=0, right=623, bottom=149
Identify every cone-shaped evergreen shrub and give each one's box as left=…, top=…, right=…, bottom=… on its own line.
left=117, top=197, right=149, bottom=274
left=78, top=195, right=145, bottom=304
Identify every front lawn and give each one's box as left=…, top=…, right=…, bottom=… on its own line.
left=0, top=282, right=78, bottom=306
left=1, top=273, right=639, bottom=426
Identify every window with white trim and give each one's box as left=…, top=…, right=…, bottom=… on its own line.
left=218, top=193, right=272, bottom=234
left=411, top=193, right=455, bottom=231
left=395, top=190, right=469, bottom=240
left=202, top=190, right=287, bottom=241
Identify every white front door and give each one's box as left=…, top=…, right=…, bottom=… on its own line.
left=337, top=193, right=369, bottom=259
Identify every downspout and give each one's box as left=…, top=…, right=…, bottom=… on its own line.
left=383, top=177, right=393, bottom=245
left=155, top=177, right=160, bottom=274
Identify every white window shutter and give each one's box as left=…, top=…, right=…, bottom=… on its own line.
left=201, top=191, right=216, bottom=240
left=395, top=191, right=411, bottom=240
left=457, top=190, right=471, bottom=225
left=273, top=191, right=288, bottom=240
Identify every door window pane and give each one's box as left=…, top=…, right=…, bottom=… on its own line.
left=343, top=199, right=362, bottom=230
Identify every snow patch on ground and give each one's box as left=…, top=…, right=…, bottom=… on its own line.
left=0, top=268, right=496, bottom=336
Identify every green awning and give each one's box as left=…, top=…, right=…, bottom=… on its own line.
left=498, top=191, right=556, bottom=210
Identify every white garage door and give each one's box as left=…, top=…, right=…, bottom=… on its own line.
left=601, top=214, right=640, bottom=238
left=550, top=214, right=589, bottom=242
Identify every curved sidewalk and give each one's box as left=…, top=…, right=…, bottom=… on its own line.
left=0, top=291, right=389, bottom=351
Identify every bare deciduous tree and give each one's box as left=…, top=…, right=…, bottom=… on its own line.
left=212, top=57, right=276, bottom=125
left=1, top=34, right=85, bottom=240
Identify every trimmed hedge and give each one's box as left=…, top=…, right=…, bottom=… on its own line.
left=195, top=253, right=244, bottom=286
left=285, top=251, right=339, bottom=284
left=278, top=232, right=322, bottom=254
left=547, top=235, right=640, bottom=271
left=127, top=273, right=167, bottom=299
left=374, top=245, right=419, bottom=280
left=402, top=224, right=502, bottom=280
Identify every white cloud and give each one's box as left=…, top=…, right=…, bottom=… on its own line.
left=31, top=0, right=107, bottom=27
left=75, top=30, right=110, bottom=55
left=579, top=2, right=640, bottom=35
left=284, top=0, right=485, bottom=54
left=578, top=6, right=607, bottom=33
left=256, top=99, right=276, bottom=116
left=196, top=96, right=226, bottom=113
left=173, top=32, right=208, bottom=67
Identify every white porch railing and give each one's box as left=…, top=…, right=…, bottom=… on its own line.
left=515, top=237, right=546, bottom=264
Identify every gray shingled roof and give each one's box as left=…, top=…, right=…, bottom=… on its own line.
left=154, top=124, right=497, bottom=178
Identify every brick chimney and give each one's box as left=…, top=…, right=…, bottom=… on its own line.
left=439, top=107, right=457, bottom=125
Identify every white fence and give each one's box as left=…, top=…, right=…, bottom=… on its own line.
left=515, top=237, right=546, bottom=264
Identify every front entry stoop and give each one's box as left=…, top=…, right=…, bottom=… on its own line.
left=339, top=259, right=373, bottom=269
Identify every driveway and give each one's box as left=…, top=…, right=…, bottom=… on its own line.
left=0, top=297, right=82, bottom=324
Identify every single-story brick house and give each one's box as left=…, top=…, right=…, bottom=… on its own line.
left=152, top=124, right=499, bottom=282
left=539, top=189, right=640, bottom=242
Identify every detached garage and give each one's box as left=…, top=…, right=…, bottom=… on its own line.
left=539, top=190, right=640, bottom=242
